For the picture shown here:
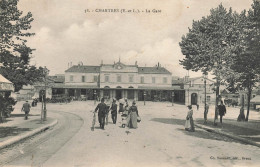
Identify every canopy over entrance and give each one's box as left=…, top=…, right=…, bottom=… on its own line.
left=0, top=74, right=14, bottom=91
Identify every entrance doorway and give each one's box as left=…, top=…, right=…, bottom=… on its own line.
left=116, top=90, right=122, bottom=100
left=191, top=93, right=197, bottom=105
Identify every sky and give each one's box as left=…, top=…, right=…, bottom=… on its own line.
left=18, top=0, right=253, bottom=77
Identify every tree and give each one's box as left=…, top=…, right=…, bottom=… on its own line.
left=0, top=0, right=44, bottom=92
left=230, top=0, right=260, bottom=121
left=179, top=4, right=245, bottom=125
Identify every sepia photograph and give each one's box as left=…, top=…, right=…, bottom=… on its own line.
left=0, top=0, right=260, bottom=166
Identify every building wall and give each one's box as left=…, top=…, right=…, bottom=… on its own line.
left=65, top=72, right=99, bottom=86
left=184, top=77, right=215, bottom=105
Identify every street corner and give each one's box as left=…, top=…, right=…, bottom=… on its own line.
left=0, top=117, right=58, bottom=150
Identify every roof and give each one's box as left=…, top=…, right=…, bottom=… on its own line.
left=48, top=75, right=65, bottom=83
left=0, top=74, right=12, bottom=83
left=65, top=65, right=100, bottom=73
left=184, top=76, right=215, bottom=84
left=251, top=95, right=260, bottom=103
left=0, top=74, right=14, bottom=91
left=172, top=78, right=184, bottom=85
left=138, top=67, right=171, bottom=74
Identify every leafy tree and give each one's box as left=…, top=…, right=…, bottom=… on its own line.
left=179, top=4, right=245, bottom=125
left=0, top=0, right=45, bottom=92
left=230, top=0, right=260, bottom=121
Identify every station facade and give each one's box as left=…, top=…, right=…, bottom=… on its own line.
left=52, top=61, right=174, bottom=101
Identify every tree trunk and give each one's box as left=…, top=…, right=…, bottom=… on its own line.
left=214, top=81, right=219, bottom=126
left=245, top=87, right=251, bottom=122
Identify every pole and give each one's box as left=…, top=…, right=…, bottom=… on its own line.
left=144, top=91, right=146, bottom=106
left=43, top=71, right=47, bottom=121
left=41, top=94, right=44, bottom=123
left=172, top=91, right=174, bottom=106
left=204, top=76, right=207, bottom=114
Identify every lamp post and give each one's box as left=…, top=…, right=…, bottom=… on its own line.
left=172, top=91, right=175, bottom=106
left=43, top=66, right=49, bottom=121
left=204, top=72, right=208, bottom=117
left=144, top=91, right=146, bottom=105
left=94, top=90, right=96, bottom=105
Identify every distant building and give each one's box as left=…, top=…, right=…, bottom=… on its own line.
left=54, top=61, right=173, bottom=101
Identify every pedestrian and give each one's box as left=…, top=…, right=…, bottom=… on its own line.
left=105, top=98, right=111, bottom=125
left=237, top=106, right=245, bottom=122
left=94, top=98, right=107, bottom=130
left=185, top=105, right=195, bottom=132
left=128, top=100, right=139, bottom=129
left=204, top=103, right=209, bottom=124
left=110, top=99, right=117, bottom=124
left=21, top=100, right=31, bottom=120
left=118, top=98, right=125, bottom=114
left=218, top=101, right=226, bottom=124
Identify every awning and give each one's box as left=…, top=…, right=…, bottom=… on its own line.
left=251, top=95, right=260, bottom=103
left=0, top=74, right=14, bottom=91
left=137, top=86, right=174, bottom=90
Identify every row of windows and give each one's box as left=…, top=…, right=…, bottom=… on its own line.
left=69, top=75, right=168, bottom=84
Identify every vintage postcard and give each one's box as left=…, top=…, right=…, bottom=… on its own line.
left=0, top=0, right=259, bottom=167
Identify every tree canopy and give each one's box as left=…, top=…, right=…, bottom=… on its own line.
left=0, top=0, right=44, bottom=92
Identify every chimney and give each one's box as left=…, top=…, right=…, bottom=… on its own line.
left=135, top=61, right=137, bottom=66
left=101, top=60, right=103, bottom=65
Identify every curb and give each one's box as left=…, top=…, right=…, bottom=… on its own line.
left=0, top=119, right=58, bottom=150
left=195, top=124, right=260, bottom=148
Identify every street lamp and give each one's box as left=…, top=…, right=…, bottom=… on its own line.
left=43, top=66, right=49, bottom=121
left=143, top=91, right=146, bottom=105
left=94, top=90, right=96, bottom=105
left=172, top=91, right=175, bottom=106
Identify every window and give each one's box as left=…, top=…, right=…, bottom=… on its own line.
left=70, top=75, right=73, bottom=82
left=152, top=77, right=156, bottom=84
left=140, top=76, right=144, bottom=83
left=94, top=76, right=98, bottom=82
left=163, top=77, right=167, bottom=84
left=129, top=76, right=133, bottom=82
left=105, top=75, right=109, bottom=82
left=207, top=96, right=211, bottom=102
left=117, top=75, right=121, bottom=82
left=82, top=76, right=85, bottom=82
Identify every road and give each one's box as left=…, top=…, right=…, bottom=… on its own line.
left=1, top=101, right=260, bottom=167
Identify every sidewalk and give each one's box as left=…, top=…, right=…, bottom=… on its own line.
left=0, top=102, right=58, bottom=150
left=195, top=118, right=260, bottom=147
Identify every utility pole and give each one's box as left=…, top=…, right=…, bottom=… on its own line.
left=43, top=66, right=49, bottom=121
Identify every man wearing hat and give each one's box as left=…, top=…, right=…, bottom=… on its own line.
left=110, top=98, right=118, bottom=124
left=94, top=98, right=107, bottom=129
left=21, top=100, right=31, bottom=120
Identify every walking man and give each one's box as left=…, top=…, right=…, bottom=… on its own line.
left=95, top=98, right=107, bottom=130
left=218, top=101, right=226, bottom=124
left=110, top=99, right=117, bottom=124
left=21, top=100, right=31, bottom=120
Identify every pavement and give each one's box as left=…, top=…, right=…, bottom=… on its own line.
left=0, top=100, right=259, bottom=151
left=0, top=101, right=58, bottom=150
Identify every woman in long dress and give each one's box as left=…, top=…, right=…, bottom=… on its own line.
left=128, top=101, right=139, bottom=129
left=185, top=105, right=195, bottom=132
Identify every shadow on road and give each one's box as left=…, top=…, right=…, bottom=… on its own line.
left=0, top=127, right=31, bottom=138
left=11, top=114, right=40, bottom=117
left=151, top=118, right=240, bottom=144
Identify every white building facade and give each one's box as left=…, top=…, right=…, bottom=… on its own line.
left=61, top=61, right=173, bottom=101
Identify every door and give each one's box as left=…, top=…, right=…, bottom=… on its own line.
left=116, top=90, right=122, bottom=100
left=191, top=93, right=197, bottom=105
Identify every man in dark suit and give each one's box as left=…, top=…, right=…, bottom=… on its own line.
left=21, top=101, right=31, bottom=120
left=110, top=99, right=117, bottom=124
left=95, top=98, right=107, bottom=129
left=218, top=101, right=226, bottom=124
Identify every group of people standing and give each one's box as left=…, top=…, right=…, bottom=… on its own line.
left=185, top=100, right=228, bottom=132
left=94, top=98, right=140, bottom=130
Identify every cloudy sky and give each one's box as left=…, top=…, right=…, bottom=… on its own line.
left=18, top=0, right=252, bottom=77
